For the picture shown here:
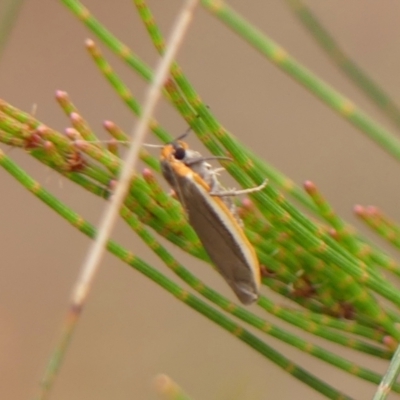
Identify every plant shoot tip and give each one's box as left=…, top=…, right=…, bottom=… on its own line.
left=103, top=120, right=114, bottom=128
left=241, top=198, right=253, bottom=208
left=382, top=335, right=397, bottom=350
left=43, top=141, right=53, bottom=150
left=328, top=228, right=338, bottom=238
left=36, top=125, right=47, bottom=134
left=69, top=112, right=81, bottom=122
left=85, top=38, right=95, bottom=47
left=55, top=90, right=67, bottom=99
left=142, top=168, right=153, bottom=177
left=65, top=128, right=79, bottom=140
left=353, top=204, right=365, bottom=215
left=108, top=179, right=118, bottom=191
left=74, top=139, right=86, bottom=149
left=303, top=180, right=315, bottom=192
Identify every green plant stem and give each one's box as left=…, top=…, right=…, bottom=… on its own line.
left=285, top=0, right=400, bottom=130
left=57, top=0, right=400, bottom=342
left=44, top=8, right=400, bottom=292
left=5, top=1, right=400, bottom=396
left=85, top=39, right=172, bottom=144
left=200, top=0, right=400, bottom=164
left=121, top=206, right=394, bottom=379
left=0, top=147, right=353, bottom=400
left=132, top=0, right=400, bottom=338
left=0, top=0, right=24, bottom=58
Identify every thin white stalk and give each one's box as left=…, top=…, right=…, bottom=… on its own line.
left=37, top=0, right=199, bottom=398
left=372, top=344, right=400, bottom=400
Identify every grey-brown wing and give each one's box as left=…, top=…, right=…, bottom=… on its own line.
left=177, top=176, right=259, bottom=304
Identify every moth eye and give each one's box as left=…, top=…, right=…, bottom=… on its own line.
left=174, top=146, right=186, bottom=160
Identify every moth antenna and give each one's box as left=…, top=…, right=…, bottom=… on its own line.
left=174, top=126, right=192, bottom=141
left=142, top=143, right=165, bottom=148
left=185, top=155, right=232, bottom=165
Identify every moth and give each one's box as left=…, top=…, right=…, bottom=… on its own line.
left=160, top=137, right=266, bottom=305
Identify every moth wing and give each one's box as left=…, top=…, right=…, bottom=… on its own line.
left=179, top=177, right=259, bottom=305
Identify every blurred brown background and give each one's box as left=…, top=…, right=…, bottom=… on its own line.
left=1, top=1, right=400, bottom=399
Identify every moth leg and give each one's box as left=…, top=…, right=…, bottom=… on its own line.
left=210, top=179, right=267, bottom=197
